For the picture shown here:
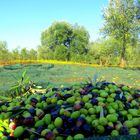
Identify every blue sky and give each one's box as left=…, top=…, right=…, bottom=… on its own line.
left=0, top=0, right=108, bottom=50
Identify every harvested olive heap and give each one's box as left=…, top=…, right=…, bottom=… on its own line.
left=0, top=81, right=140, bottom=140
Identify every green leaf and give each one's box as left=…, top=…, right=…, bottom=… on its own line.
left=22, top=70, right=27, bottom=80
left=0, top=96, right=11, bottom=101
left=24, top=77, right=29, bottom=84
left=10, top=85, right=19, bottom=91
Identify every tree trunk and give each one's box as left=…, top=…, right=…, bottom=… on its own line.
left=66, top=50, right=70, bottom=61
left=120, top=35, right=126, bottom=67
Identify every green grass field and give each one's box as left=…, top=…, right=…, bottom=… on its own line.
left=0, top=64, right=140, bottom=94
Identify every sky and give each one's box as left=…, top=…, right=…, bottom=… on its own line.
left=0, top=0, right=108, bottom=50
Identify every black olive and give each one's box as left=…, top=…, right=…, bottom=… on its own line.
left=115, top=90, right=122, bottom=94
left=51, top=111, right=58, bottom=120
left=64, top=129, right=71, bottom=135
left=36, top=126, right=44, bottom=134
left=91, top=98, right=98, bottom=105
left=115, top=94, right=121, bottom=100
left=119, top=126, right=129, bottom=135
left=124, top=103, right=131, bottom=109
left=30, top=98, right=38, bottom=104
left=28, top=108, right=36, bottom=115
left=105, top=126, right=114, bottom=134
left=52, top=87, right=59, bottom=91
left=40, top=96, right=47, bottom=101
left=63, top=94, right=73, bottom=99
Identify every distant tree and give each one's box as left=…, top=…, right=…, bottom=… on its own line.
left=40, top=21, right=89, bottom=60
left=70, top=24, right=89, bottom=55
left=11, top=47, right=20, bottom=60
left=38, top=45, right=52, bottom=59
left=29, top=49, right=37, bottom=60
left=41, top=21, right=72, bottom=51
left=101, top=0, right=140, bottom=66
left=88, top=38, right=121, bottom=65
left=0, top=41, right=10, bottom=61
left=20, top=48, right=29, bottom=60
left=98, top=38, right=121, bottom=65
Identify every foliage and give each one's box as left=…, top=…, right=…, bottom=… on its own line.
left=0, top=95, right=11, bottom=102
left=10, top=70, right=31, bottom=98
left=0, top=15, right=139, bottom=66
left=126, top=45, right=140, bottom=65
left=88, top=38, right=121, bottom=65
left=70, top=53, right=85, bottom=62
left=11, top=47, right=20, bottom=60
left=39, top=21, right=89, bottom=60
left=20, top=48, right=29, bottom=60
left=70, top=24, right=89, bottom=55
left=37, top=45, right=49, bottom=59
left=29, top=49, right=37, bottom=60
left=0, top=41, right=10, bottom=61
left=41, top=21, right=73, bottom=50
left=54, top=45, right=69, bottom=60
left=101, top=0, right=140, bottom=66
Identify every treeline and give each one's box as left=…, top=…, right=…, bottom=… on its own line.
left=0, top=43, right=38, bottom=61
left=0, top=0, right=140, bottom=66
left=0, top=37, right=139, bottom=66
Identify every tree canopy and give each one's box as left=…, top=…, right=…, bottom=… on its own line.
left=40, top=21, right=89, bottom=60
left=101, top=0, right=140, bottom=66
left=0, top=41, right=10, bottom=61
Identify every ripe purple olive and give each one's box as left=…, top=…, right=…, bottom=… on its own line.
left=76, top=117, right=85, bottom=127
left=30, top=98, right=38, bottom=104
left=23, top=116, right=35, bottom=126
left=80, top=89, right=86, bottom=95
left=74, top=104, right=82, bottom=111
left=45, top=131, right=55, bottom=140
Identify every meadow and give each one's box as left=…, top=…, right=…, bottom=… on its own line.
left=0, top=63, right=140, bottom=95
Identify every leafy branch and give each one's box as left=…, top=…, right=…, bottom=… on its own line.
left=10, top=70, right=32, bottom=98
